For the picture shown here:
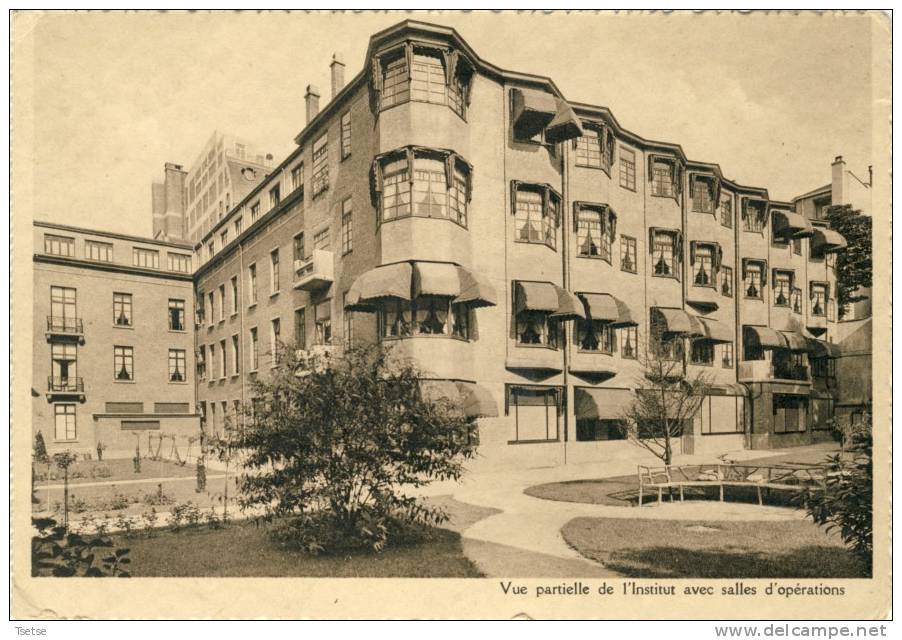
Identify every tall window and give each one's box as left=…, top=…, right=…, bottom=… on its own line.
left=721, top=266, right=734, bottom=297
left=381, top=156, right=410, bottom=221
left=343, top=293, right=353, bottom=347
left=576, top=318, right=616, bottom=354
left=652, top=231, right=676, bottom=277
left=197, top=345, right=206, bottom=380
left=250, top=202, right=260, bottom=222
left=168, top=299, right=185, bottom=331
left=341, top=198, right=353, bottom=255
left=340, top=111, right=352, bottom=159
left=294, top=307, right=306, bottom=348
left=51, top=343, right=77, bottom=388
left=378, top=298, right=469, bottom=340
left=810, top=283, right=828, bottom=316
left=722, top=342, right=734, bottom=368
left=209, top=344, right=216, bottom=380
left=54, top=404, right=76, bottom=441
left=792, top=237, right=802, bottom=256
left=44, top=234, right=74, bottom=256
left=380, top=54, right=410, bottom=109
left=219, top=339, right=227, bottom=378
left=410, top=51, right=462, bottom=115
left=114, top=346, right=134, bottom=381
left=508, top=386, right=561, bottom=443
left=218, top=284, right=225, bottom=321
left=743, top=200, right=766, bottom=233
left=168, top=349, right=186, bottom=382
left=133, top=247, right=160, bottom=269
left=113, top=292, right=132, bottom=327
left=249, top=327, right=259, bottom=371
left=791, top=287, right=803, bottom=313
left=651, top=161, right=674, bottom=197
left=692, top=244, right=714, bottom=287
left=86, top=240, right=113, bottom=262
left=414, top=157, right=450, bottom=219
left=619, top=147, right=636, bottom=190
left=293, top=233, right=305, bottom=262
left=50, top=286, right=77, bottom=330
left=574, top=128, right=602, bottom=169
left=231, top=335, right=240, bottom=375
left=167, top=252, right=191, bottom=273
left=234, top=217, right=243, bottom=236
left=620, top=236, right=637, bottom=273
left=514, top=185, right=559, bottom=249
left=247, top=263, right=257, bottom=305
left=270, top=318, right=281, bottom=362
left=576, top=206, right=612, bottom=261
left=270, top=249, right=280, bottom=293
left=692, top=178, right=715, bottom=213
left=206, top=241, right=214, bottom=260
left=621, top=326, right=638, bottom=359
left=313, top=228, right=330, bottom=251
left=315, top=301, right=332, bottom=345
left=269, top=184, right=281, bottom=210
left=290, top=163, right=304, bottom=192
left=744, top=261, right=764, bottom=298
left=220, top=230, right=229, bottom=249
left=774, top=271, right=793, bottom=307
left=721, top=195, right=733, bottom=228
left=312, top=134, right=329, bottom=196
left=207, top=292, right=215, bottom=326
left=227, top=276, right=237, bottom=314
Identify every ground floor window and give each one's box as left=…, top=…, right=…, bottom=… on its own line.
left=507, top=385, right=561, bottom=443
left=773, top=393, right=808, bottom=433
left=576, top=418, right=626, bottom=442
left=700, top=394, right=745, bottom=435
left=54, top=403, right=76, bottom=441
left=636, top=419, right=688, bottom=439
left=810, top=398, right=834, bottom=431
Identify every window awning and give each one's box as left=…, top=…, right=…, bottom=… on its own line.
left=455, top=381, right=499, bottom=418
left=413, top=261, right=461, bottom=297
left=544, top=97, right=584, bottom=144
left=454, top=268, right=497, bottom=308
left=574, top=387, right=633, bottom=420
left=345, top=262, right=413, bottom=311
left=806, top=338, right=841, bottom=358
left=515, top=281, right=560, bottom=313
left=611, top=298, right=638, bottom=327
left=697, top=317, right=733, bottom=344
left=772, top=209, right=815, bottom=238
left=419, top=379, right=461, bottom=404
left=779, top=330, right=809, bottom=352
left=550, top=287, right=587, bottom=320
left=577, top=293, right=620, bottom=323
left=744, top=325, right=787, bottom=350
left=652, top=307, right=705, bottom=337
left=511, top=87, right=558, bottom=139
left=811, top=226, right=848, bottom=252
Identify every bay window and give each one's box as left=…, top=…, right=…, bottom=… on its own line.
left=691, top=176, right=718, bottom=214
left=742, top=198, right=767, bottom=233
left=773, top=270, right=793, bottom=307
left=516, top=309, right=559, bottom=348
left=810, top=282, right=828, bottom=317
left=620, top=236, right=637, bottom=273
left=651, top=161, right=674, bottom=197
left=378, top=297, right=470, bottom=340
left=574, top=125, right=613, bottom=170
left=743, top=259, right=765, bottom=299
left=651, top=229, right=679, bottom=277
left=691, top=242, right=716, bottom=287
left=575, top=203, right=616, bottom=261
left=373, top=44, right=472, bottom=118
left=513, top=183, right=560, bottom=249
left=721, top=195, right=733, bottom=228
left=690, top=340, right=714, bottom=366
left=576, top=319, right=615, bottom=354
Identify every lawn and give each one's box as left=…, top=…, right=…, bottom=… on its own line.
left=115, top=518, right=483, bottom=578
left=561, top=517, right=869, bottom=578
left=34, top=457, right=197, bottom=485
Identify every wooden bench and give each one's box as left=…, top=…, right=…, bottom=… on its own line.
left=637, top=463, right=826, bottom=507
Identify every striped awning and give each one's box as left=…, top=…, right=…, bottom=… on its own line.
left=345, top=262, right=413, bottom=311
left=574, top=387, right=633, bottom=420
left=545, top=97, right=584, bottom=144
left=772, top=209, right=815, bottom=238
left=455, top=382, right=499, bottom=418
left=515, top=281, right=560, bottom=313
left=550, top=287, right=587, bottom=320
left=578, top=293, right=620, bottom=323
left=611, top=298, right=638, bottom=327
left=811, top=226, right=848, bottom=252
left=697, top=317, right=733, bottom=344
left=455, top=269, right=498, bottom=308
left=653, top=307, right=705, bottom=337
left=744, top=325, right=787, bottom=350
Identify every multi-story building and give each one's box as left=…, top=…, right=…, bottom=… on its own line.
left=188, top=19, right=850, bottom=468
left=33, top=222, right=199, bottom=457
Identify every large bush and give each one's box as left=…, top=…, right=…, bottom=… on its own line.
left=227, top=344, right=477, bottom=554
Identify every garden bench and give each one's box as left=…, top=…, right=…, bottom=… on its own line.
left=637, top=463, right=826, bottom=507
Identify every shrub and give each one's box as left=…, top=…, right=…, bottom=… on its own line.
left=33, top=432, right=49, bottom=464
left=32, top=517, right=130, bottom=577
left=142, top=483, right=173, bottom=506
left=168, top=502, right=201, bottom=531
left=115, top=513, right=135, bottom=538
left=140, top=508, right=159, bottom=536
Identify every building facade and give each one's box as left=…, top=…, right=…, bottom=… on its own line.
left=33, top=222, right=200, bottom=457
left=187, top=20, right=850, bottom=469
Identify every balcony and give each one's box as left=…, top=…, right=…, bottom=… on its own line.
left=46, top=376, right=85, bottom=402
left=738, top=360, right=809, bottom=384
left=46, top=316, right=84, bottom=343
left=293, top=250, right=334, bottom=291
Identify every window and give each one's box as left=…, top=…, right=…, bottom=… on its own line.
left=54, top=404, right=76, bottom=441
left=197, top=345, right=206, bottom=380
left=270, top=249, right=280, bottom=293
left=651, top=161, right=675, bottom=197
left=810, top=282, right=828, bottom=316
left=313, top=228, right=330, bottom=251
left=743, top=199, right=766, bottom=233
left=657, top=335, right=684, bottom=362
left=620, top=236, right=637, bottom=273
left=743, top=261, right=764, bottom=299
left=722, top=342, right=734, bottom=368
left=652, top=230, right=677, bottom=277
left=168, top=299, right=185, bottom=331
left=168, top=349, right=186, bottom=382
left=515, top=307, right=559, bottom=348
left=810, top=356, right=836, bottom=379
left=692, top=244, right=715, bottom=287
left=690, top=340, right=714, bottom=366
left=791, top=287, right=803, bottom=313
left=411, top=51, right=463, bottom=115
left=270, top=318, right=281, bottom=363
left=773, top=394, right=808, bottom=433
left=44, top=234, right=74, bottom=256
left=133, top=247, right=160, bottom=269
left=720, top=195, right=733, bottom=228
left=290, top=163, right=304, bottom=192
left=168, top=252, right=191, bottom=273
left=269, top=184, right=281, bottom=210
left=50, top=286, right=77, bottom=330
left=227, top=276, right=237, bottom=315
left=377, top=48, right=467, bottom=116
left=340, top=111, right=352, bottom=159
left=414, top=157, right=450, bottom=219
left=247, top=264, right=257, bottom=306
left=209, top=343, right=216, bottom=381
left=721, top=266, right=733, bottom=297
left=113, top=292, right=132, bottom=327
left=218, top=284, right=225, bottom=321
left=293, top=233, right=305, bottom=262
left=219, top=339, right=227, bottom=378
left=381, top=156, right=411, bottom=221
left=378, top=298, right=470, bottom=341
left=514, top=184, right=559, bottom=249
left=206, top=242, right=214, bottom=260
left=575, top=128, right=602, bottom=169
left=249, top=327, right=259, bottom=371
left=507, top=386, right=561, bottom=443
left=575, top=205, right=613, bottom=261
left=315, top=301, right=332, bottom=345
left=114, top=346, right=134, bottom=381
left=827, top=299, right=837, bottom=321
left=377, top=149, right=470, bottom=227
left=793, top=237, right=802, bottom=255
left=234, top=217, right=243, bottom=236
left=86, top=240, right=113, bottom=262
left=343, top=294, right=353, bottom=347
left=380, top=54, right=410, bottom=109
left=619, top=147, right=636, bottom=190
left=341, top=198, right=353, bottom=254
left=621, top=326, right=638, bottom=359
left=773, top=270, right=793, bottom=307
left=231, top=335, right=240, bottom=375
left=577, top=418, right=627, bottom=442
left=576, top=318, right=616, bottom=354
left=51, top=343, right=77, bottom=389
left=220, top=229, right=229, bottom=249
left=312, top=134, right=329, bottom=196
left=294, top=307, right=306, bottom=348
left=250, top=202, right=260, bottom=222
left=692, top=178, right=715, bottom=213
left=207, top=292, right=215, bottom=326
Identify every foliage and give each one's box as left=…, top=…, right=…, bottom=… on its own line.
left=799, top=412, right=872, bottom=561
left=824, top=205, right=872, bottom=318
left=140, top=508, right=159, bottom=535
left=96, top=441, right=107, bottom=462
left=619, top=331, right=712, bottom=465
left=115, top=513, right=136, bottom=538
left=226, top=343, right=477, bottom=554
left=168, top=501, right=202, bottom=531
left=53, top=451, right=77, bottom=472
left=142, top=483, right=174, bottom=506
left=33, top=431, right=49, bottom=464
left=32, top=517, right=131, bottom=577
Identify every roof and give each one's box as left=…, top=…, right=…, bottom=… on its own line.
left=33, top=220, right=193, bottom=250
left=793, top=183, right=832, bottom=202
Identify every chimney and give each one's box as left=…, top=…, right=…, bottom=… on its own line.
left=330, top=53, right=346, bottom=99
left=831, top=155, right=847, bottom=206
left=305, top=84, right=320, bottom=124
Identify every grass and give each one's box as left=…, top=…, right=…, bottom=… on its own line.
left=562, top=517, right=870, bottom=578
left=115, top=518, right=482, bottom=577
left=35, top=457, right=196, bottom=485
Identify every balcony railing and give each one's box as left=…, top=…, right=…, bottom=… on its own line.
left=46, top=316, right=83, bottom=335
left=293, top=249, right=334, bottom=291
left=47, top=376, right=84, bottom=393
left=738, top=360, right=809, bottom=383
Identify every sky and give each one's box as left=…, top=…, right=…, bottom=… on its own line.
left=14, top=10, right=879, bottom=237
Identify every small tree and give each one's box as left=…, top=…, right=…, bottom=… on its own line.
left=824, top=205, right=872, bottom=318
left=232, top=343, right=477, bottom=553
left=33, top=431, right=49, bottom=464
left=619, top=329, right=711, bottom=465
left=52, top=451, right=78, bottom=529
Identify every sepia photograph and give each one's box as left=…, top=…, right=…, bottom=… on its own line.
left=9, top=8, right=891, bottom=622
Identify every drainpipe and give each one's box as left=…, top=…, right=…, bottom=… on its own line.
left=560, top=141, right=571, bottom=466
left=238, top=242, right=247, bottom=423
